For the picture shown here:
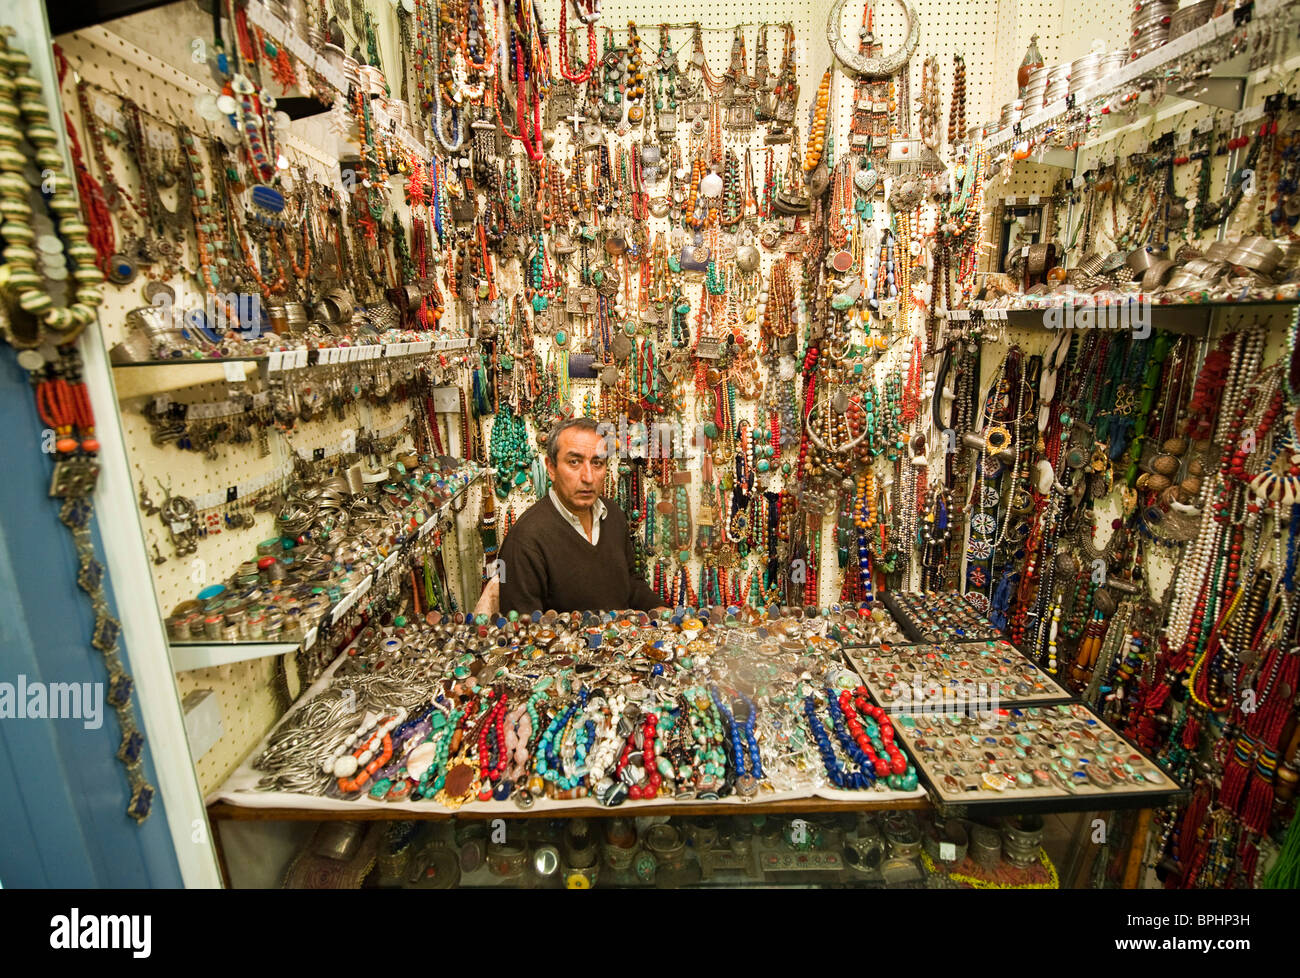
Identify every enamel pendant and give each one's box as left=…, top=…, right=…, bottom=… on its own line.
left=107, top=252, right=137, bottom=285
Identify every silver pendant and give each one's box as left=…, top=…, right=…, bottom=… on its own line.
left=107, top=253, right=137, bottom=285
left=611, top=331, right=632, bottom=362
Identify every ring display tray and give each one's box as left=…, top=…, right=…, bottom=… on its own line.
left=891, top=702, right=1186, bottom=817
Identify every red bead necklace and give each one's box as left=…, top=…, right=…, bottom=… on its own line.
left=841, top=687, right=907, bottom=778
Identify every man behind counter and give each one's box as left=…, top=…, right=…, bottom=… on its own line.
left=497, top=417, right=661, bottom=615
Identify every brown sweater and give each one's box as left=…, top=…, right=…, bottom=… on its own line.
left=497, top=495, right=659, bottom=614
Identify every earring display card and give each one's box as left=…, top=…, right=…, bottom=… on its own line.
left=890, top=702, right=1187, bottom=817
left=840, top=640, right=1073, bottom=712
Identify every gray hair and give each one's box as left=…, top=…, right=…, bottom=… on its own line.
left=546, top=416, right=603, bottom=466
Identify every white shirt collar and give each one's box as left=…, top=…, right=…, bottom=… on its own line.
left=549, top=489, right=606, bottom=545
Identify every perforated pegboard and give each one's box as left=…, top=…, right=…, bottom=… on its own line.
left=175, top=656, right=288, bottom=794
left=1060, top=0, right=1132, bottom=64
left=53, top=18, right=466, bottom=794
left=467, top=0, right=848, bottom=606
left=55, top=24, right=435, bottom=620
left=824, top=0, right=1018, bottom=144
left=68, top=0, right=1299, bottom=805
left=971, top=302, right=1297, bottom=656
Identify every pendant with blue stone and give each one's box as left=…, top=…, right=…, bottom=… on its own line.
left=93, top=614, right=122, bottom=653
left=128, top=784, right=154, bottom=822
left=107, top=671, right=134, bottom=707
left=107, top=252, right=137, bottom=285
left=118, top=728, right=145, bottom=766
left=78, top=555, right=104, bottom=594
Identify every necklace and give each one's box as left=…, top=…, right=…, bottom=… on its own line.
left=712, top=686, right=763, bottom=796
left=5, top=340, right=156, bottom=823
left=802, top=691, right=872, bottom=789
left=919, top=55, right=940, bottom=151
left=0, top=32, right=104, bottom=337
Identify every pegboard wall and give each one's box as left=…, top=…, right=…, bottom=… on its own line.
left=55, top=22, right=472, bottom=619
left=55, top=15, right=480, bottom=793
left=949, top=9, right=1300, bottom=663
left=67, top=0, right=1287, bottom=798
left=1060, top=0, right=1132, bottom=65
left=472, top=0, right=844, bottom=607
left=77, top=0, right=1110, bottom=623
left=971, top=304, right=1296, bottom=635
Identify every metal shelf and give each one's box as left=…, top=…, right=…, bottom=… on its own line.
left=982, top=0, right=1284, bottom=156
left=112, top=338, right=472, bottom=370
left=944, top=298, right=1299, bottom=337
left=169, top=641, right=300, bottom=672
left=166, top=469, right=484, bottom=673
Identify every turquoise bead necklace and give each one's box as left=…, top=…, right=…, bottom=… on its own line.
left=412, top=705, right=466, bottom=800
left=488, top=406, right=532, bottom=498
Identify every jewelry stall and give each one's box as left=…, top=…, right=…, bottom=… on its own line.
left=2, top=0, right=1298, bottom=889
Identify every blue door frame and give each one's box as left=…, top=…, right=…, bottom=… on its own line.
left=0, top=348, right=182, bottom=887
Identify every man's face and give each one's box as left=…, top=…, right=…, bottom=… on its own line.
left=545, top=425, right=609, bottom=513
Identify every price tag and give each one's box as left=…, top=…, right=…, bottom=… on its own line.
left=352, top=575, right=372, bottom=607
left=303, top=626, right=318, bottom=651
left=267, top=350, right=285, bottom=373
left=296, top=349, right=309, bottom=369
left=1234, top=104, right=1264, bottom=127
left=1021, top=246, right=1031, bottom=257
left=939, top=842, right=957, bottom=861
left=1027, top=195, right=1040, bottom=205
left=222, top=360, right=245, bottom=383
left=419, top=515, right=437, bottom=537
left=341, top=428, right=356, bottom=454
